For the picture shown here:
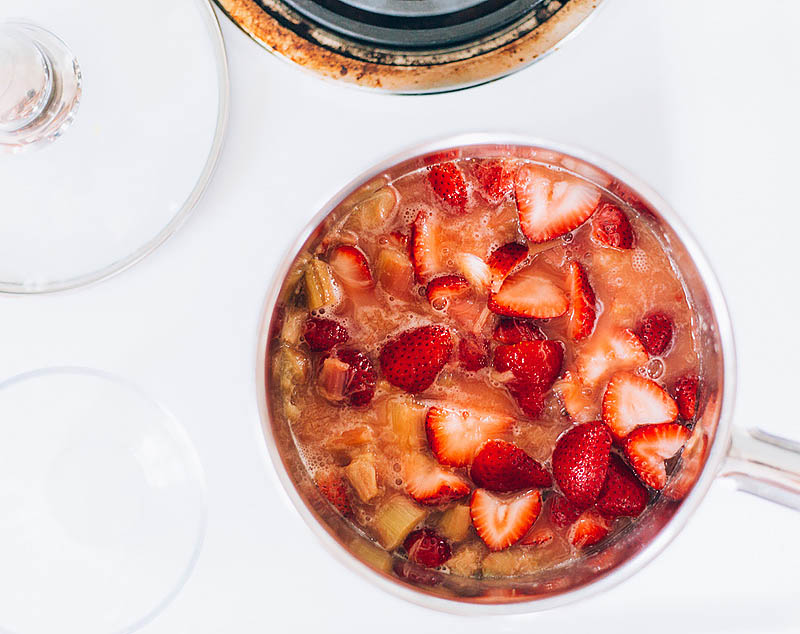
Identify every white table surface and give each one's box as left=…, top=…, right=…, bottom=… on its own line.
left=2, top=0, right=799, bottom=632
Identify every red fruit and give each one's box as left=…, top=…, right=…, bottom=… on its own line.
left=493, top=318, right=545, bottom=344
left=473, top=159, right=515, bottom=204
left=591, top=202, right=634, bottom=250
left=549, top=493, right=581, bottom=528
left=515, top=164, right=601, bottom=243
left=393, top=560, right=442, bottom=587
left=566, top=261, right=597, bottom=341
left=486, top=242, right=528, bottom=291
left=488, top=265, right=569, bottom=319
left=410, top=208, right=440, bottom=283
left=388, top=230, right=410, bottom=253
left=470, top=439, right=552, bottom=491
left=596, top=453, right=648, bottom=518
left=454, top=253, right=491, bottom=291
left=624, top=423, right=690, bottom=490
left=577, top=328, right=649, bottom=386
left=315, top=471, right=351, bottom=516
left=507, top=381, right=548, bottom=418
left=552, top=422, right=612, bottom=508
left=327, top=348, right=377, bottom=406
left=303, top=317, right=349, bottom=351
left=568, top=510, right=611, bottom=548
left=636, top=312, right=674, bottom=356
left=553, top=371, right=597, bottom=424
left=602, top=372, right=679, bottom=441
left=425, top=407, right=512, bottom=467
left=380, top=325, right=453, bottom=393
left=426, top=275, right=470, bottom=311
left=493, top=340, right=564, bottom=387
left=328, top=245, right=373, bottom=290
left=403, top=528, right=452, bottom=568
left=673, top=374, right=699, bottom=420
left=470, top=488, right=542, bottom=551
left=457, top=335, right=489, bottom=371
left=521, top=526, right=554, bottom=546
left=405, top=455, right=470, bottom=505
left=428, top=163, right=468, bottom=212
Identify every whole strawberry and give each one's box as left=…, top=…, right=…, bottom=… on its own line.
left=470, top=439, right=552, bottom=492
left=595, top=453, right=648, bottom=518
left=304, top=317, right=349, bottom=351
left=552, top=421, right=612, bottom=508
left=403, top=528, right=452, bottom=568
left=379, top=325, right=453, bottom=393
left=636, top=312, right=674, bottom=356
left=493, top=340, right=563, bottom=387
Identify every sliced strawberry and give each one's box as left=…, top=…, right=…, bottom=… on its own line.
left=488, top=265, right=569, bottom=319
left=405, top=454, right=470, bottom=505
left=506, top=381, right=548, bottom=419
left=425, top=407, right=512, bottom=467
left=487, top=242, right=528, bottom=291
left=428, top=163, right=467, bottom=212
left=493, top=318, right=545, bottom=344
left=521, top=526, right=554, bottom=546
left=328, top=245, right=373, bottom=290
left=410, top=208, right=440, bottom=283
left=303, top=317, right=349, bottom=351
left=568, top=509, right=610, bottom=548
left=602, top=372, right=679, bottom=441
left=457, top=335, right=489, bottom=371
left=426, top=275, right=470, bottom=311
left=454, top=253, right=491, bottom=292
left=493, top=340, right=563, bottom=387
left=673, top=374, right=699, bottom=420
left=325, top=348, right=377, bottom=406
left=470, top=439, right=552, bottom=491
left=403, top=528, right=452, bottom=568
left=515, top=164, right=601, bottom=243
left=624, top=423, right=690, bottom=490
left=591, top=202, right=634, bottom=250
left=315, top=470, right=351, bottom=516
left=636, top=312, right=674, bottom=356
left=473, top=159, right=515, bottom=204
left=595, top=453, right=648, bottom=518
left=470, top=488, right=541, bottom=551
left=554, top=371, right=598, bottom=423
left=576, top=328, right=649, bottom=386
left=549, top=493, right=581, bottom=528
left=379, top=325, right=453, bottom=393
left=552, top=422, right=612, bottom=508
left=566, top=261, right=597, bottom=341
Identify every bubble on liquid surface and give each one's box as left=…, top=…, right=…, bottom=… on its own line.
left=646, top=358, right=664, bottom=379
left=562, top=232, right=574, bottom=244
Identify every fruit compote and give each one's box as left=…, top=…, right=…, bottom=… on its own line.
left=269, top=150, right=702, bottom=584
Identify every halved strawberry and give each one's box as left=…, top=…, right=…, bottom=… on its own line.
left=488, top=265, right=569, bottom=319
left=576, top=328, right=649, bottom=386
left=405, top=454, right=470, bottom=505
left=426, top=275, right=470, bottom=311
left=602, top=372, right=679, bottom=441
left=591, top=202, right=634, bottom=250
left=595, top=453, right=648, bottom=518
left=325, top=348, right=377, bottom=406
left=552, top=421, right=612, bottom=508
left=553, top=371, right=598, bottom=423
left=566, top=261, right=597, bottom=341
left=623, top=423, right=690, bottom=490
left=380, top=325, right=453, bottom=393
left=428, top=163, right=467, bottom=212
left=506, top=381, right=548, bottom=419
left=470, top=439, right=552, bottom=491
left=673, top=374, right=699, bottom=420
left=549, top=493, right=581, bottom=528
left=515, top=164, right=601, bottom=243
left=304, top=317, right=349, bottom=351
left=410, top=208, right=440, bottom=283
left=403, top=528, right=452, bottom=568
left=487, top=242, right=528, bottom=291
left=454, top=253, right=491, bottom=292
left=493, top=318, right=545, bottom=344
left=568, top=509, right=610, bottom=548
left=473, top=159, right=515, bottom=204
left=425, top=407, right=512, bottom=467
left=636, top=312, right=674, bottom=356
left=493, top=340, right=564, bottom=387
left=470, top=488, right=541, bottom=551
left=457, top=335, right=489, bottom=371
left=315, top=470, right=352, bottom=516
left=328, top=245, right=373, bottom=290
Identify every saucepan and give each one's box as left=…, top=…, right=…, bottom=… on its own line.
left=255, top=133, right=800, bottom=613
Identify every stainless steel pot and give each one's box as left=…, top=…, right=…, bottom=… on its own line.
left=256, top=134, right=800, bottom=613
